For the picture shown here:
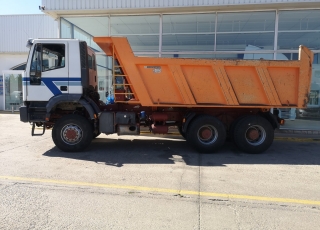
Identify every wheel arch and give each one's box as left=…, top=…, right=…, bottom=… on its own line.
left=258, top=111, right=279, bottom=129
left=181, top=112, right=197, bottom=133
left=45, top=94, right=97, bottom=120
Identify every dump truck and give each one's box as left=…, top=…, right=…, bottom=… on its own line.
left=19, top=37, right=313, bottom=154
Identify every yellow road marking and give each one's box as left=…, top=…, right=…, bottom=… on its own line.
left=1, top=175, right=320, bottom=206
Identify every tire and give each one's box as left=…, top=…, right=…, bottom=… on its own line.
left=227, top=115, right=245, bottom=142
left=93, top=132, right=101, bottom=139
left=52, top=114, right=93, bottom=152
left=186, top=115, right=226, bottom=153
left=178, top=126, right=186, bottom=139
left=233, top=115, right=274, bottom=154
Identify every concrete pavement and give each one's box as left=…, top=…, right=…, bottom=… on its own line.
left=1, top=114, right=320, bottom=229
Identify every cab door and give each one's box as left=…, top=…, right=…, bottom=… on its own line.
left=26, top=41, right=68, bottom=101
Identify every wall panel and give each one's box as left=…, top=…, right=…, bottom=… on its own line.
left=0, top=15, right=57, bottom=53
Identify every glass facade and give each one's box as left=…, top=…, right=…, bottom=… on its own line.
left=3, top=71, right=24, bottom=111
left=96, top=55, right=112, bottom=103
left=278, top=10, right=320, bottom=50
left=111, top=15, right=159, bottom=52
left=217, top=11, right=275, bottom=51
left=0, top=76, right=3, bottom=96
left=60, top=9, right=320, bottom=130
left=162, top=14, right=215, bottom=52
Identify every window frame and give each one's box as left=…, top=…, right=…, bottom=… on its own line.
left=41, top=43, right=66, bottom=72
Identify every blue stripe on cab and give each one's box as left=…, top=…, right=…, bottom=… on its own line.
left=23, top=77, right=82, bottom=95
left=42, top=79, right=62, bottom=95
left=22, top=77, right=81, bottom=81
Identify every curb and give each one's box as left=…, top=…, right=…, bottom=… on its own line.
left=0, top=111, right=19, bottom=114
left=274, top=129, right=320, bottom=141
left=273, top=136, right=320, bottom=142
left=276, top=129, right=320, bottom=135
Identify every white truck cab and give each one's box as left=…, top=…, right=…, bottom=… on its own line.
left=24, top=39, right=84, bottom=102
left=20, top=38, right=98, bottom=130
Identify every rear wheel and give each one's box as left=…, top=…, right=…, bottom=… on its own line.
left=178, top=126, right=186, bottom=139
left=93, top=132, right=101, bottom=138
left=227, top=115, right=245, bottom=142
left=186, top=115, right=226, bottom=153
left=233, top=115, right=274, bottom=154
left=52, top=114, right=93, bottom=152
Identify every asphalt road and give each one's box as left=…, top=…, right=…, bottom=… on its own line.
left=1, top=114, right=320, bottom=229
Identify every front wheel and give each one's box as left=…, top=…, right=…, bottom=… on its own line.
left=233, top=115, right=274, bottom=154
left=52, top=114, right=93, bottom=152
left=186, top=115, right=226, bottom=153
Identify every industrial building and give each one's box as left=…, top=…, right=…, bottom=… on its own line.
left=0, top=14, right=57, bottom=110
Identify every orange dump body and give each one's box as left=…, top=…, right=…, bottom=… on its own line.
left=93, top=36, right=313, bottom=108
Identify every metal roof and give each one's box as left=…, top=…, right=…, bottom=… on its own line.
left=0, top=14, right=58, bottom=53
left=41, top=0, right=320, bottom=16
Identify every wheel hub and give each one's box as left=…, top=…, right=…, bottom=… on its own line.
left=245, top=125, right=266, bottom=146
left=200, top=128, right=212, bottom=140
left=197, top=125, right=218, bottom=145
left=246, top=128, right=260, bottom=141
left=61, top=125, right=82, bottom=145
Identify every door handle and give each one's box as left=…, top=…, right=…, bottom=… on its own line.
left=60, top=86, right=68, bottom=91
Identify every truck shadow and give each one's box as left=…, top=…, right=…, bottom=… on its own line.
left=43, top=136, right=320, bottom=167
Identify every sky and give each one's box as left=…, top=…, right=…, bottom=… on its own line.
left=0, top=0, right=43, bottom=15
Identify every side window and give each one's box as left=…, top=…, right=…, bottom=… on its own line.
left=88, top=55, right=93, bottom=69
left=92, top=55, right=96, bottom=70
left=30, top=43, right=65, bottom=85
left=30, top=44, right=42, bottom=85
left=42, top=44, right=65, bottom=72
